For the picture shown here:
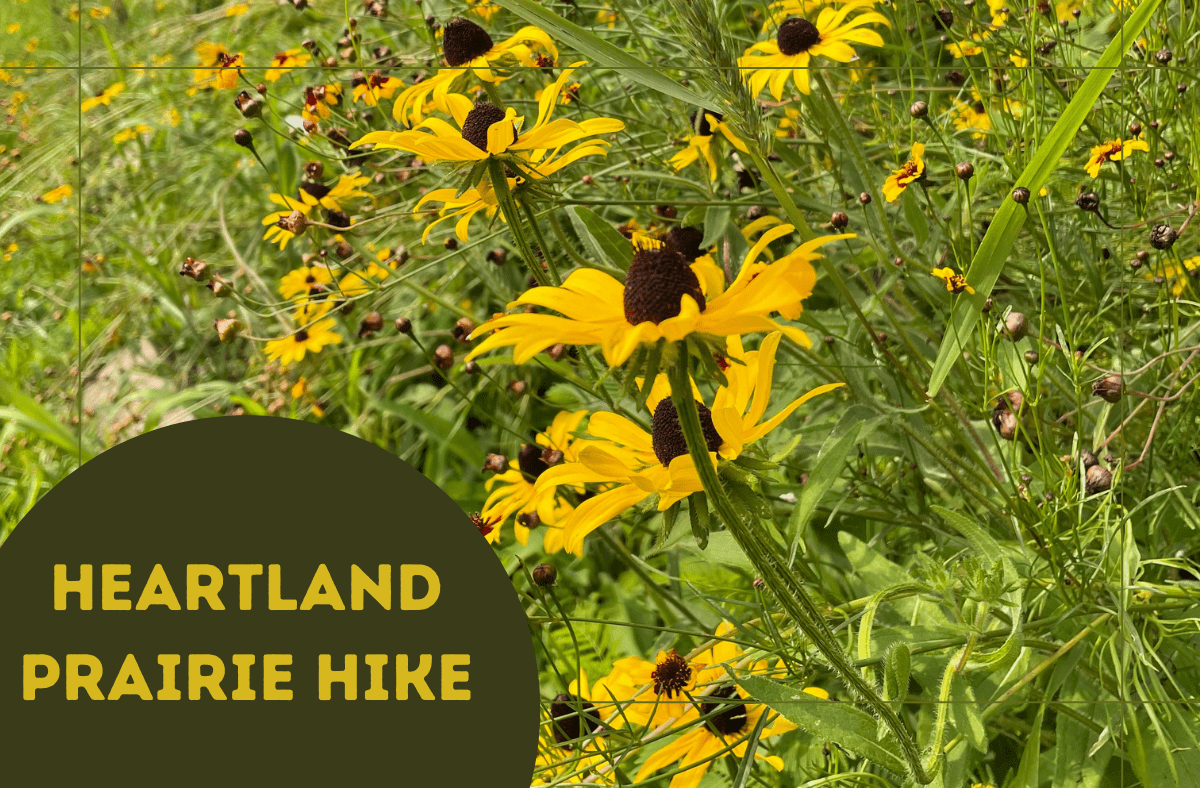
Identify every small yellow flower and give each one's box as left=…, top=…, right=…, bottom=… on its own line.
left=24, top=37, right=37, bottom=53
left=352, top=71, right=402, bottom=106
left=41, top=184, right=73, bottom=204
left=80, top=81, right=124, bottom=112
left=669, top=112, right=749, bottom=182
left=1085, top=137, right=1149, bottom=178
left=301, top=83, right=342, bottom=124
left=226, top=3, right=249, bottom=16
left=7, top=23, right=20, bottom=33
left=3, top=242, right=18, bottom=261
left=164, top=108, right=181, bottom=126
left=1149, top=255, right=1200, bottom=298
left=883, top=142, right=926, bottom=202
left=264, top=304, right=342, bottom=367
left=279, top=265, right=334, bottom=302
left=264, top=47, right=310, bottom=82
left=192, top=42, right=244, bottom=91
left=950, top=96, right=991, bottom=139
left=932, top=266, right=975, bottom=295
left=112, top=124, right=151, bottom=144
left=1055, top=0, right=1082, bottom=21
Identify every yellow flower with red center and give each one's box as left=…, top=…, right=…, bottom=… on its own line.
left=882, top=142, right=926, bottom=202
left=264, top=48, right=311, bottom=82
left=353, top=71, right=401, bottom=105
left=301, top=84, right=342, bottom=125
left=192, top=41, right=244, bottom=91
left=932, top=267, right=975, bottom=295
left=1085, top=137, right=1149, bottom=178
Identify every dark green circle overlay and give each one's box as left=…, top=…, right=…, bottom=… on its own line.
left=0, top=417, right=537, bottom=785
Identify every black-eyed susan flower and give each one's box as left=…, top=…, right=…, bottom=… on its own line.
left=882, top=142, right=926, bottom=203
left=529, top=334, right=843, bottom=555
left=669, top=111, right=748, bottom=182
left=481, top=410, right=590, bottom=549
left=353, top=64, right=621, bottom=179
left=391, top=18, right=557, bottom=126
left=1085, top=137, right=1149, bottom=178
left=932, top=266, right=974, bottom=295
left=264, top=48, right=310, bottom=82
left=80, top=81, right=123, bottom=112
left=261, top=173, right=371, bottom=249
left=279, top=264, right=334, bottom=303
left=533, top=671, right=627, bottom=787
left=192, top=41, right=244, bottom=91
left=265, top=303, right=343, bottom=367
left=413, top=178, right=507, bottom=243
left=468, top=224, right=847, bottom=367
left=352, top=70, right=402, bottom=106
left=739, top=0, right=888, bottom=99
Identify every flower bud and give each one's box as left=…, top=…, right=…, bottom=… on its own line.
left=487, top=248, right=507, bottom=265
left=992, top=399, right=1018, bottom=440
left=1156, top=48, right=1173, bottom=64
left=909, top=100, right=928, bottom=119
left=305, top=161, right=325, bottom=181
left=464, top=360, right=482, bottom=375
left=1011, top=186, right=1030, bottom=204
left=1128, top=121, right=1142, bottom=137
left=395, top=317, right=413, bottom=334
left=1085, top=464, right=1112, bottom=495
left=859, top=191, right=872, bottom=205
left=1003, top=311, right=1028, bottom=340
left=1024, top=350, right=1039, bottom=364
left=1149, top=224, right=1178, bottom=250
left=532, top=563, right=557, bottom=587
left=518, top=512, right=541, bottom=530
left=452, top=317, right=476, bottom=344
left=233, top=128, right=254, bottom=149
left=955, top=162, right=974, bottom=180
left=434, top=344, right=454, bottom=370
left=830, top=210, right=849, bottom=229
left=179, top=257, right=210, bottom=281
left=1092, top=373, right=1123, bottom=403
left=213, top=318, right=242, bottom=343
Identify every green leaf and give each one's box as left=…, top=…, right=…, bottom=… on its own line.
left=0, top=375, right=97, bottom=461
left=950, top=677, right=987, bottom=752
left=926, top=0, right=1163, bottom=396
left=788, top=422, right=862, bottom=547
left=738, top=675, right=907, bottom=775
left=567, top=205, right=633, bottom=270
left=883, top=643, right=911, bottom=705
left=495, top=0, right=721, bottom=113
left=687, top=491, right=709, bottom=549
left=700, top=204, right=731, bottom=249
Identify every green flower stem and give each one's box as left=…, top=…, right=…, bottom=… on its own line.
left=666, top=346, right=932, bottom=784
left=518, top=197, right=562, bottom=285
left=487, top=158, right=550, bottom=286
left=482, top=80, right=507, bottom=110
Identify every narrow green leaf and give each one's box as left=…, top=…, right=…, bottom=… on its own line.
left=701, top=204, right=731, bottom=249
left=688, top=491, right=709, bottom=549
left=495, top=0, right=721, bottom=113
left=926, top=0, right=1163, bottom=395
left=567, top=205, right=633, bottom=270
left=883, top=643, right=911, bottom=704
left=788, top=422, right=862, bottom=545
left=739, top=675, right=908, bottom=775
left=0, top=376, right=96, bottom=461
left=950, top=678, right=988, bottom=752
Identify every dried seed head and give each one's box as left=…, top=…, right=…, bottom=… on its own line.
left=452, top=317, right=476, bottom=344
left=830, top=210, right=849, bottom=229
left=1085, top=464, right=1113, bottom=495
left=532, top=563, right=557, bottom=588
left=179, top=257, right=211, bottom=281
left=233, top=128, right=254, bottom=149
left=508, top=380, right=527, bottom=396
left=395, top=316, right=413, bottom=334
left=1156, top=48, right=1173, bottom=64
left=1003, top=311, right=1028, bottom=340
left=206, top=274, right=233, bottom=298
left=213, top=318, right=242, bottom=343
left=992, top=398, right=1018, bottom=440
left=234, top=91, right=263, bottom=118
left=1024, top=350, right=1040, bottom=364
left=547, top=343, right=568, bottom=361
left=460, top=101, right=509, bottom=151
left=1092, top=373, right=1123, bottom=403
left=434, top=344, right=454, bottom=370
left=280, top=210, right=308, bottom=237
left=909, top=100, right=928, bottom=119
left=955, top=162, right=974, bottom=180
left=358, top=311, right=383, bottom=337
left=1079, top=450, right=1099, bottom=469
left=859, top=191, right=872, bottom=204
left=1075, top=191, right=1100, bottom=212
left=486, top=247, right=507, bottom=265
left=932, top=8, right=954, bottom=29
left=483, top=453, right=507, bottom=473
left=777, top=17, right=822, bottom=56
left=650, top=398, right=722, bottom=466
left=442, top=18, right=495, bottom=67
left=541, top=448, right=564, bottom=466
left=305, top=161, right=325, bottom=180
left=1011, top=186, right=1030, bottom=204
left=1128, top=121, right=1142, bottom=137
left=1149, top=224, right=1178, bottom=250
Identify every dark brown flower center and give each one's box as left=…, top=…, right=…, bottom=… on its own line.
left=667, top=226, right=707, bottom=263
left=689, top=110, right=724, bottom=137
left=701, top=686, right=749, bottom=737
left=651, top=650, right=692, bottom=698
left=549, top=693, right=602, bottom=747
left=443, top=18, right=495, bottom=67
left=777, top=17, right=821, bottom=56
left=518, top=443, right=550, bottom=479
left=300, top=181, right=330, bottom=200
left=651, top=399, right=722, bottom=466
left=294, top=329, right=310, bottom=342
left=461, top=101, right=509, bottom=151
left=622, top=246, right=706, bottom=326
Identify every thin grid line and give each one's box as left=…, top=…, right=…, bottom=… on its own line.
left=76, top=0, right=82, bottom=469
